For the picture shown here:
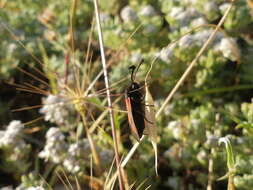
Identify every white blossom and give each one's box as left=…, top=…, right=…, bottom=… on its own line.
left=0, top=120, right=24, bottom=147
left=139, top=5, right=156, bottom=17
left=191, top=17, right=207, bottom=27
left=176, top=8, right=199, bottom=27
left=39, top=127, right=67, bottom=163
left=27, top=187, right=45, bottom=190
left=179, top=34, right=195, bottom=49
left=167, top=120, right=183, bottom=139
left=63, top=139, right=90, bottom=173
left=40, top=94, right=71, bottom=124
left=63, top=155, right=82, bottom=173
left=204, top=2, right=219, bottom=18
left=99, top=12, right=110, bottom=23
left=130, top=52, right=142, bottom=64
left=120, top=6, right=138, bottom=22
left=218, top=38, right=239, bottom=61
left=159, top=43, right=176, bottom=63
left=169, top=7, right=184, bottom=19
left=219, top=3, right=231, bottom=14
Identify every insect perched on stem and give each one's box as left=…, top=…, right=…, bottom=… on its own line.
left=125, top=60, right=146, bottom=141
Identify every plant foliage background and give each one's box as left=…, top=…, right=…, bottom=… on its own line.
left=1, top=0, right=253, bottom=189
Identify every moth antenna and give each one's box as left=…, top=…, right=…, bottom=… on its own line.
left=129, top=59, right=144, bottom=82
left=129, top=65, right=136, bottom=82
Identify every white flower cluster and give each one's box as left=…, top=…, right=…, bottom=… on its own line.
left=121, top=5, right=160, bottom=34
left=120, top=6, right=138, bottom=22
left=217, top=37, right=239, bottom=61
left=27, top=187, right=45, bottom=190
left=63, top=139, right=113, bottom=173
left=130, top=52, right=143, bottom=64
left=0, top=120, right=24, bottom=147
left=63, top=139, right=90, bottom=173
left=139, top=5, right=157, bottom=17
left=168, top=7, right=200, bottom=29
left=167, top=120, right=184, bottom=140
left=16, top=186, right=45, bottom=190
left=40, top=94, right=71, bottom=125
left=159, top=29, right=239, bottom=63
left=39, top=127, right=67, bottom=163
left=0, top=121, right=30, bottom=161
left=159, top=44, right=176, bottom=64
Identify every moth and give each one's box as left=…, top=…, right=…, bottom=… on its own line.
left=125, top=61, right=146, bottom=141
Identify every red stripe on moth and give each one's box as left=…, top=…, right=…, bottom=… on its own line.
left=125, top=97, right=141, bottom=140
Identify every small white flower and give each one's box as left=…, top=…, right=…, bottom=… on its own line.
left=159, top=44, right=176, bottom=63
left=167, top=120, right=183, bottom=139
left=99, top=12, right=110, bottom=23
left=169, top=7, right=184, bottom=18
left=63, top=156, right=81, bottom=173
left=176, top=8, right=199, bottom=26
left=27, top=187, right=45, bottom=190
left=46, top=127, right=65, bottom=142
left=39, top=127, right=67, bottom=163
left=219, top=3, right=231, bottom=14
left=7, top=120, right=24, bottom=133
left=179, top=35, right=195, bottom=48
left=40, top=94, right=71, bottom=124
left=130, top=52, right=142, bottom=64
left=139, top=5, right=156, bottom=17
left=120, top=6, right=138, bottom=22
left=0, top=120, right=24, bottom=147
left=218, top=38, right=239, bottom=61
left=8, top=43, right=17, bottom=53
left=191, top=17, right=207, bottom=27
left=68, top=139, right=90, bottom=157
left=194, top=29, right=212, bottom=46
left=204, top=2, right=219, bottom=15
left=197, top=150, right=207, bottom=163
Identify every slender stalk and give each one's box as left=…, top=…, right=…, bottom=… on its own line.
left=207, top=148, right=214, bottom=190
left=80, top=112, right=102, bottom=174
left=92, top=0, right=124, bottom=189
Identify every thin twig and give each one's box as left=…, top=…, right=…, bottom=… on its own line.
left=92, top=0, right=124, bottom=189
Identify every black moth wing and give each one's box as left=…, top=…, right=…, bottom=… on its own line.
left=125, top=82, right=145, bottom=141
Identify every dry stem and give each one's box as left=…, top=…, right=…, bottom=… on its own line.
left=92, top=0, right=124, bottom=189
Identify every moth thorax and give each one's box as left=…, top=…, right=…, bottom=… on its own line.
left=130, top=82, right=140, bottom=90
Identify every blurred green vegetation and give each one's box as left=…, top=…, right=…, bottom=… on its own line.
left=1, top=0, right=253, bottom=189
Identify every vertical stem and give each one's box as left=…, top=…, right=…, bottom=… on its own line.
left=81, top=113, right=102, bottom=174
left=92, top=0, right=124, bottom=189
left=228, top=176, right=235, bottom=190
left=207, top=148, right=214, bottom=190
